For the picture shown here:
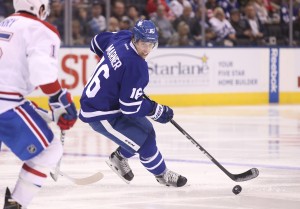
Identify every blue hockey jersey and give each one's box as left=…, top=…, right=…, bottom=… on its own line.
left=79, top=30, right=155, bottom=122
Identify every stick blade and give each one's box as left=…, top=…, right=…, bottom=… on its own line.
left=232, top=168, right=259, bottom=182
left=59, top=171, right=104, bottom=185
left=72, top=172, right=104, bottom=185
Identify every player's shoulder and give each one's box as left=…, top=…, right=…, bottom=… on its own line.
left=11, top=13, right=60, bottom=38
left=114, top=30, right=133, bottom=39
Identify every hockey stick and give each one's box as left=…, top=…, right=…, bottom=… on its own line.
left=143, top=94, right=259, bottom=182
left=50, top=130, right=65, bottom=181
left=49, top=130, right=104, bottom=185
left=55, top=170, right=104, bottom=185
left=170, top=119, right=259, bottom=182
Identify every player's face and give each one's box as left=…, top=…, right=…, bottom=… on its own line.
left=134, top=40, right=155, bottom=59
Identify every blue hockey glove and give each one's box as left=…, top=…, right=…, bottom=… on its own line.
left=49, top=89, right=78, bottom=130
left=149, top=103, right=174, bottom=124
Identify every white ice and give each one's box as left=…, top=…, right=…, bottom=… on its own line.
left=1, top=105, right=300, bottom=209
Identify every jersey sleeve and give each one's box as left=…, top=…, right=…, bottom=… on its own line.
left=25, top=23, right=61, bottom=87
left=119, top=60, right=154, bottom=117
left=90, top=32, right=114, bottom=58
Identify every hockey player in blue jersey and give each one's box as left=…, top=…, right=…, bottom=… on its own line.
left=79, top=19, right=187, bottom=187
left=0, top=0, right=77, bottom=208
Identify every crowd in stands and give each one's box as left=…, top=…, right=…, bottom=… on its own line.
left=1, top=0, right=300, bottom=47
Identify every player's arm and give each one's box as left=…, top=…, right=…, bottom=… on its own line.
left=25, top=24, right=77, bottom=130
left=119, top=62, right=173, bottom=123
left=120, top=86, right=173, bottom=124
left=90, top=32, right=114, bottom=58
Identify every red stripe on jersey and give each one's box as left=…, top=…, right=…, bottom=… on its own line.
left=22, top=163, right=47, bottom=178
left=16, top=107, right=49, bottom=148
left=11, top=13, right=60, bottom=38
left=40, top=80, right=61, bottom=95
left=0, top=91, right=22, bottom=96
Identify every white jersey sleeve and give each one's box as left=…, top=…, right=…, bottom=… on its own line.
left=26, top=19, right=60, bottom=87
left=0, top=13, right=61, bottom=113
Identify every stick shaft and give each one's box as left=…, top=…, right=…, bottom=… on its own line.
left=170, top=119, right=234, bottom=178
left=50, top=130, right=65, bottom=181
left=170, top=119, right=259, bottom=182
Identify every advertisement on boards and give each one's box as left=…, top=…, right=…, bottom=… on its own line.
left=146, top=48, right=269, bottom=94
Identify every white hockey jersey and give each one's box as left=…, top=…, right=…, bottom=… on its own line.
left=0, top=12, right=60, bottom=114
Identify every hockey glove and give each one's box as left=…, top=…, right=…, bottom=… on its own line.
left=149, top=103, right=174, bottom=124
left=49, top=89, right=78, bottom=130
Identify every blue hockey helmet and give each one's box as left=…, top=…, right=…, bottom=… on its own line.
left=132, top=20, right=158, bottom=45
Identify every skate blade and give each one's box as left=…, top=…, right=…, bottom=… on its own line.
left=105, top=160, right=130, bottom=184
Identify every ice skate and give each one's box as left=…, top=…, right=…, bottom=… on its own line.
left=155, top=169, right=187, bottom=187
left=3, top=188, right=22, bottom=209
left=106, top=149, right=134, bottom=184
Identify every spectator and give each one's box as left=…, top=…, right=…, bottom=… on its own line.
left=124, top=0, right=148, bottom=17
left=253, top=0, right=271, bottom=24
left=1, top=0, right=14, bottom=18
left=126, top=4, right=147, bottom=28
left=206, top=0, right=218, bottom=10
left=217, top=0, right=240, bottom=18
left=229, top=8, right=254, bottom=45
left=244, top=3, right=266, bottom=45
left=88, top=1, right=107, bottom=36
left=47, top=0, right=64, bottom=42
left=72, top=19, right=86, bottom=45
left=146, top=0, right=171, bottom=17
left=108, top=16, right=120, bottom=32
left=151, top=4, right=176, bottom=46
left=167, top=21, right=194, bottom=46
left=209, top=7, right=236, bottom=46
left=190, top=6, right=215, bottom=46
left=111, top=0, right=126, bottom=21
left=237, top=0, right=249, bottom=8
left=119, top=16, right=132, bottom=30
left=173, top=3, right=194, bottom=30
left=127, top=5, right=142, bottom=26
left=74, top=6, right=91, bottom=42
left=293, top=8, right=300, bottom=45
left=169, top=0, right=193, bottom=18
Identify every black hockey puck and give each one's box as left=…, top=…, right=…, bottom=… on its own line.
left=232, top=185, right=242, bottom=195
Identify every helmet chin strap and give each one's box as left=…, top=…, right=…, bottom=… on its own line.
left=131, top=38, right=138, bottom=49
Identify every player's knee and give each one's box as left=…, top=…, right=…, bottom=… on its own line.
left=19, top=162, right=48, bottom=186
left=29, top=137, right=63, bottom=169
left=138, top=129, right=157, bottom=158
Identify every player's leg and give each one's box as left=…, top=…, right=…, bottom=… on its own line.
left=89, top=115, right=154, bottom=183
left=0, top=101, right=63, bottom=208
left=137, top=127, right=187, bottom=187
left=89, top=116, right=187, bottom=187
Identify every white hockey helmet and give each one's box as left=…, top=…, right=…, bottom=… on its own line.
left=13, top=0, right=50, bottom=20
